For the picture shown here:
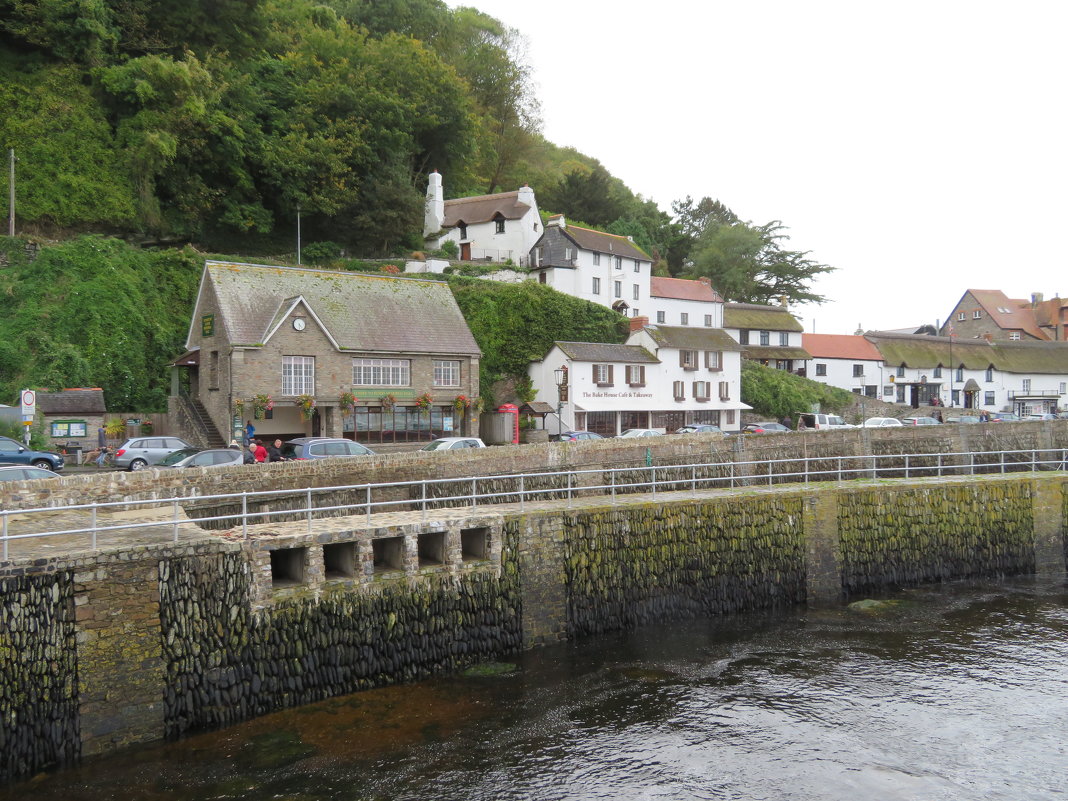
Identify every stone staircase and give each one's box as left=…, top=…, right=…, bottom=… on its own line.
left=177, top=395, right=227, bottom=448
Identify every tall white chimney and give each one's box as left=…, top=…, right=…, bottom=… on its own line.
left=424, top=171, right=445, bottom=237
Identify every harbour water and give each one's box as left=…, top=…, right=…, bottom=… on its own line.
left=5, top=577, right=1067, bottom=800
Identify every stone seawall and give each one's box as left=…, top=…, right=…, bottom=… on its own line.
left=2, top=420, right=1066, bottom=514
left=0, top=472, right=1064, bottom=783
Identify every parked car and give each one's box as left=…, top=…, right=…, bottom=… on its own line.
left=420, top=437, right=487, bottom=451
left=0, top=437, right=65, bottom=472
left=988, top=412, right=1021, bottom=423
left=281, top=437, right=376, bottom=460
left=798, top=413, right=853, bottom=430
left=155, top=448, right=247, bottom=469
left=950, top=416, right=982, bottom=424
left=862, top=417, right=903, bottom=428
left=673, top=424, right=724, bottom=435
left=0, top=463, right=60, bottom=481
left=551, top=431, right=604, bottom=442
left=742, top=422, right=792, bottom=434
left=901, top=417, right=942, bottom=426
left=618, top=428, right=662, bottom=438
left=1025, top=413, right=1058, bottom=421
left=113, top=436, right=193, bottom=471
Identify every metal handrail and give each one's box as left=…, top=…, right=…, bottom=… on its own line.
left=2, top=447, right=1066, bottom=556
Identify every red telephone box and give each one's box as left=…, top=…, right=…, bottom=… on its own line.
left=497, top=403, right=519, bottom=444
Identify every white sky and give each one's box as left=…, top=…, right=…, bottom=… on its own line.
left=457, top=0, right=1067, bottom=335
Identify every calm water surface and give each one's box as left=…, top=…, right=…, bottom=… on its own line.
left=6, top=577, right=1068, bottom=801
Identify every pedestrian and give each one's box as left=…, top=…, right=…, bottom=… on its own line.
left=244, top=442, right=256, bottom=464
left=934, top=410, right=943, bottom=422
left=798, top=416, right=807, bottom=431
left=245, top=420, right=255, bottom=446
left=780, top=415, right=793, bottom=430
left=267, top=438, right=286, bottom=462
left=95, top=445, right=109, bottom=468
left=228, top=439, right=240, bottom=449
left=254, top=438, right=268, bottom=463
left=97, top=425, right=107, bottom=450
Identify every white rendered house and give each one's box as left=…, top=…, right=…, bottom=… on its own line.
left=802, top=334, right=887, bottom=400
left=723, top=302, right=810, bottom=372
left=423, top=172, right=541, bottom=265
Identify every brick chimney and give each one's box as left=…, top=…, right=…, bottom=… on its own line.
left=547, top=214, right=566, bottom=229
left=629, top=315, right=649, bottom=332
left=1032, top=292, right=1044, bottom=307
left=779, top=294, right=788, bottom=308
left=697, top=277, right=711, bottom=285
left=982, top=333, right=993, bottom=342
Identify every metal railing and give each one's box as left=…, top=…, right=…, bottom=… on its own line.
left=3, top=447, right=1066, bottom=558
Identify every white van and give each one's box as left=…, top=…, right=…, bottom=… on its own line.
left=798, top=413, right=854, bottom=430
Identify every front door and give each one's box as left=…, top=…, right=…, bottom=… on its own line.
left=311, top=408, right=321, bottom=437
left=460, top=242, right=471, bottom=260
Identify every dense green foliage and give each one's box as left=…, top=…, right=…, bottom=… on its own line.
left=0, top=236, right=199, bottom=410
left=740, top=361, right=853, bottom=419
left=447, top=276, right=628, bottom=395
left=674, top=196, right=834, bottom=305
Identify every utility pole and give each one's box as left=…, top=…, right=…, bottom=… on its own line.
left=7, top=149, right=13, bottom=237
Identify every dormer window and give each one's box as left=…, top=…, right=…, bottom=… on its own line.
left=494, top=215, right=505, bottom=234
left=459, top=222, right=468, bottom=240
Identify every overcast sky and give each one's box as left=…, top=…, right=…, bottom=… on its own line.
left=457, top=0, right=1066, bottom=335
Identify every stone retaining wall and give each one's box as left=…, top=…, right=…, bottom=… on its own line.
left=0, top=472, right=1064, bottom=784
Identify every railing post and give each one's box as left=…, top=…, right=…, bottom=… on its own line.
left=837, top=456, right=843, bottom=482
left=567, top=472, right=572, bottom=508
left=519, top=475, right=525, bottom=512
left=611, top=469, right=616, bottom=503
left=651, top=465, right=657, bottom=500
left=422, top=481, right=427, bottom=522
left=366, top=485, right=371, bottom=524
left=905, top=455, right=910, bottom=479
left=2, top=512, right=7, bottom=561
left=1000, top=450, right=1005, bottom=474
left=306, top=488, right=313, bottom=533
left=730, top=461, right=735, bottom=489
left=172, top=500, right=180, bottom=543
left=471, top=477, right=477, bottom=509
left=937, top=453, right=943, bottom=477
left=692, top=464, right=697, bottom=497
left=970, top=452, right=975, bottom=476
left=241, top=493, right=248, bottom=540
left=1032, top=449, right=1037, bottom=472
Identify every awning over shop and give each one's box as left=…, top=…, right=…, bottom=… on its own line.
left=171, top=349, right=200, bottom=367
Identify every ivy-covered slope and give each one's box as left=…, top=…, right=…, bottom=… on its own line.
left=740, top=361, right=854, bottom=419
left=0, top=236, right=200, bottom=411
left=447, top=276, right=629, bottom=392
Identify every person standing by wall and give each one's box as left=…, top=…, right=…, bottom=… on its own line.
left=245, top=420, right=255, bottom=446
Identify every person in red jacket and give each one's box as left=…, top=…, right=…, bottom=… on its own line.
left=254, top=439, right=268, bottom=463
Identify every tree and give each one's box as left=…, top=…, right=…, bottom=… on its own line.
left=677, top=195, right=834, bottom=305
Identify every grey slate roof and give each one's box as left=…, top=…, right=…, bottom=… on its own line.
left=554, top=341, right=659, bottom=363
left=534, top=224, right=651, bottom=267
left=199, top=261, right=481, bottom=356
left=37, top=389, right=106, bottom=415
left=642, top=326, right=742, bottom=351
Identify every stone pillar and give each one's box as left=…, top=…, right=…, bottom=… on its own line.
left=1031, top=478, right=1066, bottom=578
left=516, top=514, right=569, bottom=647
left=803, top=490, right=842, bottom=605
left=74, top=554, right=165, bottom=756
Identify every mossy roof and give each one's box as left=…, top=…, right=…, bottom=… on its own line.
left=554, top=342, right=659, bottom=363
left=866, top=332, right=1068, bottom=373
left=741, top=345, right=812, bottom=360
left=723, top=303, right=804, bottom=332
left=643, top=325, right=742, bottom=351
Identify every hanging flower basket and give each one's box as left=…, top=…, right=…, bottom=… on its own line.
left=295, top=393, right=316, bottom=420
left=338, top=391, right=357, bottom=413
left=453, top=394, right=471, bottom=412
left=233, top=397, right=245, bottom=418
left=414, top=391, right=434, bottom=415
left=252, top=393, right=273, bottom=420
left=379, top=393, right=397, bottom=410
left=473, top=396, right=486, bottom=415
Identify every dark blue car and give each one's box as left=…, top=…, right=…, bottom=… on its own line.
left=0, top=436, right=64, bottom=472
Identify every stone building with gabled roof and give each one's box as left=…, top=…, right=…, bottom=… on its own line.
left=36, top=388, right=108, bottom=451
left=723, top=301, right=810, bottom=372
left=938, top=289, right=1066, bottom=342
left=171, top=261, right=481, bottom=447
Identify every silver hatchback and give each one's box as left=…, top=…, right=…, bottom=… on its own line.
left=114, top=436, right=194, bottom=471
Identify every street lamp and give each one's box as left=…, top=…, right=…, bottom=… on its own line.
left=554, top=365, right=568, bottom=434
